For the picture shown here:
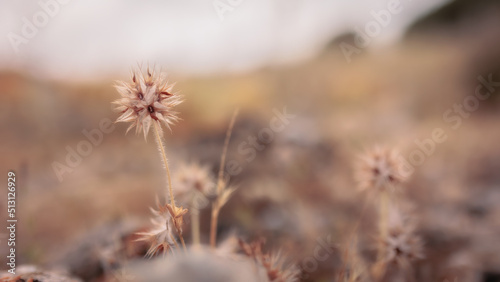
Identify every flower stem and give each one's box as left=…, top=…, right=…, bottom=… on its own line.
left=210, top=109, right=239, bottom=248
left=191, top=203, right=200, bottom=246
left=170, top=233, right=180, bottom=250
left=153, top=121, right=187, bottom=252
left=209, top=207, right=219, bottom=248
left=374, top=190, right=389, bottom=281
left=378, top=190, right=389, bottom=244
left=179, top=234, right=187, bottom=250
left=153, top=121, right=176, bottom=210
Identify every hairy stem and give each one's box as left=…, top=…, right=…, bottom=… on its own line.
left=153, top=121, right=176, bottom=209
left=153, top=121, right=187, bottom=252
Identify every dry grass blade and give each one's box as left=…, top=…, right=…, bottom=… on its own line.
left=210, top=109, right=239, bottom=248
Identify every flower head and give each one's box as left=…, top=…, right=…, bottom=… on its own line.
left=173, top=162, right=215, bottom=207
left=238, top=238, right=300, bottom=282
left=136, top=197, right=176, bottom=257
left=382, top=208, right=424, bottom=267
left=356, top=147, right=406, bottom=192
left=113, top=67, right=182, bottom=139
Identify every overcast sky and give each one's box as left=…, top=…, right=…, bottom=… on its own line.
left=0, top=0, right=449, bottom=80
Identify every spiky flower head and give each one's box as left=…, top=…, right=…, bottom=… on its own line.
left=239, top=238, right=300, bottom=282
left=173, top=162, right=215, bottom=207
left=136, top=197, right=176, bottom=258
left=382, top=208, right=424, bottom=267
left=356, top=147, right=406, bottom=192
left=113, top=67, right=182, bottom=139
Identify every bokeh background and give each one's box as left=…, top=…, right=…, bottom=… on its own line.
left=1, top=0, right=500, bottom=281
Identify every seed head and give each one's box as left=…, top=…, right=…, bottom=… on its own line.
left=382, top=209, right=424, bottom=267
left=356, top=147, right=406, bottom=192
left=136, top=197, right=176, bottom=258
left=113, top=67, right=182, bottom=139
left=238, top=238, right=300, bottom=282
left=173, top=162, right=215, bottom=207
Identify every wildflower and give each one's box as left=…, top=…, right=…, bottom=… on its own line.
left=238, top=238, right=300, bottom=282
left=356, top=147, right=406, bottom=192
left=382, top=208, right=424, bottom=267
left=136, top=197, right=176, bottom=257
left=113, top=65, right=188, bottom=252
left=113, top=67, right=182, bottom=139
left=173, top=162, right=215, bottom=207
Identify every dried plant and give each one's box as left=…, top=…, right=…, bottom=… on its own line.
left=238, top=238, right=300, bottom=282
left=382, top=208, right=424, bottom=267
left=352, top=146, right=425, bottom=282
left=356, top=148, right=407, bottom=250
left=173, top=162, right=215, bottom=245
left=113, top=66, right=187, bottom=252
left=371, top=208, right=424, bottom=281
left=355, top=147, right=406, bottom=193
left=173, top=162, right=215, bottom=204
left=210, top=109, right=239, bottom=248
left=110, top=65, right=433, bottom=282
left=135, top=197, right=177, bottom=258
left=337, top=235, right=367, bottom=282
left=113, top=67, right=182, bottom=139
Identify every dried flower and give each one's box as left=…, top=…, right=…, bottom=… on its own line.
left=356, top=147, right=406, bottom=192
left=113, top=67, right=182, bottom=139
left=381, top=208, right=424, bottom=267
left=210, top=109, right=239, bottom=248
left=173, top=162, right=215, bottom=206
left=166, top=203, right=188, bottom=236
left=238, top=238, right=300, bottom=282
left=136, top=197, right=176, bottom=257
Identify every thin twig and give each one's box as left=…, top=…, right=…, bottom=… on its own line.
left=373, top=190, right=390, bottom=281
left=216, top=109, right=239, bottom=195
left=179, top=234, right=187, bottom=251
left=169, top=233, right=180, bottom=250
left=209, top=208, right=219, bottom=248
left=210, top=109, right=239, bottom=248
left=191, top=205, right=201, bottom=246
